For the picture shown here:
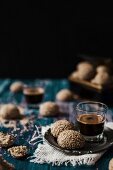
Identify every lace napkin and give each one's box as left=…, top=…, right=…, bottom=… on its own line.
left=30, top=122, right=113, bottom=166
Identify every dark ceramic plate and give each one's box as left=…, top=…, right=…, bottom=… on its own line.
left=44, top=127, right=113, bottom=155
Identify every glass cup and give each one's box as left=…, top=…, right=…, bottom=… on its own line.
left=23, top=84, right=45, bottom=107
left=76, top=101, right=107, bottom=142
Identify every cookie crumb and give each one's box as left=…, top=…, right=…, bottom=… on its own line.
left=0, top=132, right=15, bottom=148
left=8, top=145, right=28, bottom=158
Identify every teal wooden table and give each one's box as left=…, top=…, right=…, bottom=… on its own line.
left=0, top=79, right=113, bottom=170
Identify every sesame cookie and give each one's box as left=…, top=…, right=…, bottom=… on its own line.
left=57, top=130, right=85, bottom=149
left=51, top=120, right=75, bottom=138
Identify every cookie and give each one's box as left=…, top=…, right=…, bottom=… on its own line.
left=57, top=130, right=85, bottom=149
left=76, top=62, right=95, bottom=80
left=0, top=132, right=15, bottom=148
left=10, top=81, right=23, bottom=93
left=51, top=120, right=75, bottom=138
left=8, top=146, right=28, bottom=158
left=109, top=158, right=113, bottom=170
left=39, top=102, right=59, bottom=117
left=0, top=104, right=21, bottom=120
left=91, top=72, right=111, bottom=86
left=70, top=71, right=79, bottom=79
left=77, top=62, right=93, bottom=71
left=56, top=89, right=74, bottom=101
left=96, top=65, right=109, bottom=73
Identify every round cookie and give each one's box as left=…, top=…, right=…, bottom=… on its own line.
left=77, top=62, right=93, bottom=71
left=91, top=72, right=111, bottom=86
left=71, top=71, right=79, bottom=79
left=0, top=104, right=21, bottom=120
left=39, top=102, right=59, bottom=117
left=109, top=158, right=113, bottom=170
left=56, top=89, right=74, bottom=102
left=10, top=81, right=23, bottom=93
left=8, top=146, right=28, bottom=158
left=78, top=67, right=95, bottom=80
left=96, top=65, right=109, bottom=73
left=51, top=120, right=74, bottom=138
left=57, top=130, right=85, bottom=149
left=0, top=132, right=15, bottom=147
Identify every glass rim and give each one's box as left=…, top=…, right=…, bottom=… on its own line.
left=23, top=84, right=44, bottom=89
left=76, top=101, right=108, bottom=113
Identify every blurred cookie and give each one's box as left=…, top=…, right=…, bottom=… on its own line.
left=70, top=71, right=79, bottom=79
left=77, top=62, right=93, bottom=71
left=76, top=62, right=95, bottom=80
left=109, top=158, right=113, bottom=170
left=8, top=146, right=28, bottom=158
left=96, top=65, right=109, bottom=73
left=57, top=130, right=85, bottom=149
left=56, top=89, right=74, bottom=101
left=0, top=104, right=21, bottom=120
left=91, top=72, right=111, bottom=86
left=51, top=119, right=75, bottom=138
left=10, top=81, right=23, bottom=93
left=0, top=132, right=15, bottom=147
left=78, top=69, right=95, bottom=80
left=39, top=101, right=59, bottom=117
left=0, top=156, right=15, bottom=170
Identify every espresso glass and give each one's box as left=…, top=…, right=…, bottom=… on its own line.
left=23, top=84, right=44, bottom=107
left=76, top=101, right=107, bottom=142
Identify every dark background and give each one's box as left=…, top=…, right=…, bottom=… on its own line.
left=1, top=2, right=113, bottom=78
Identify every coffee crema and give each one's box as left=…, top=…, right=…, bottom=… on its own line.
left=77, top=114, right=105, bottom=136
left=23, top=87, right=44, bottom=104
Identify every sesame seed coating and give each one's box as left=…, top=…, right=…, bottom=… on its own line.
left=57, top=130, right=85, bottom=149
left=51, top=120, right=75, bottom=138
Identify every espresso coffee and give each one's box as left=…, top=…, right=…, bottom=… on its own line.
left=23, top=87, right=44, bottom=104
left=77, top=114, right=105, bottom=136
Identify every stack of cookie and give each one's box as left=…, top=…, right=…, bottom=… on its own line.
left=51, top=120, right=85, bottom=149
left=70, top=61, right=113, bottom=87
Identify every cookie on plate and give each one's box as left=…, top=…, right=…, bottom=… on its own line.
left=77, top=62, right=93, bottom=71
left=57, top=130, right=85, bottom=149
left=76, top=62, right=95, bottom=80
left=96, top=65, right=109, bottom=73
left=91, top=72, right=111, bottom=86
left=51, top=120, right=75, bottom=138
